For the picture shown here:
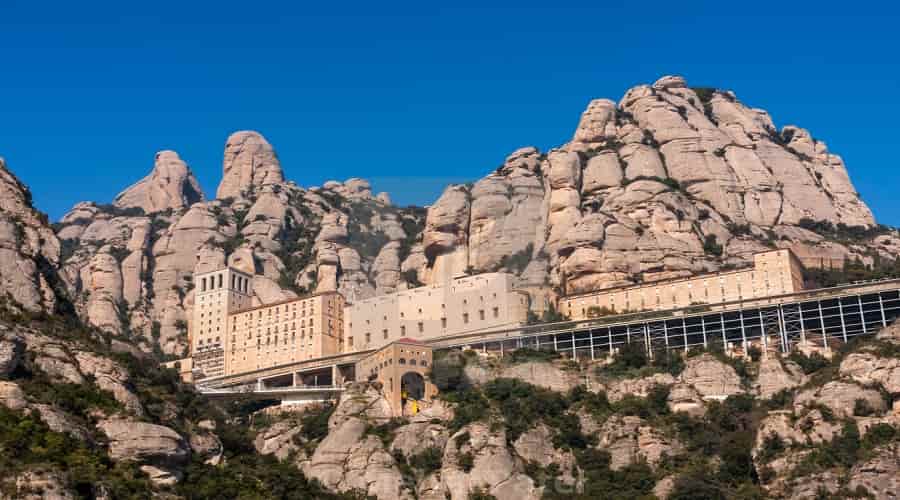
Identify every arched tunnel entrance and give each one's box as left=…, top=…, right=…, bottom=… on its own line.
left=401, top=371, right=425, bottom=410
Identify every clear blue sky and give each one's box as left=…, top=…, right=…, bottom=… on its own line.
left=1, top=1, right=898, bottom=225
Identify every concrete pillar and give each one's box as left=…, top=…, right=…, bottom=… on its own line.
left=332, top=365, right=340, bottom=387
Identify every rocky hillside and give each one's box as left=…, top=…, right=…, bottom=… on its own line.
left=420, top=75, right=899, bottom=301
left=0, top=304, right=365, bottom=499
left=35, top=75, right=899, bottom=357
left=225, top=321, right=900, bottom=499
left=0, top=110, right=899, bottom=497
left=4, top=297, right=900, bottom=499
left=49, top=133, right=426, bottom=356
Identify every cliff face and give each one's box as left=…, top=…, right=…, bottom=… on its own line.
left=0, top=158, right=63, bottom=313
left=419, top=75, right=890, bottom=298
left=52, top=131, right=426, bottom=356
left=41, top=75, right=900, bottom=357
left=0, top=74, right=899, bottom=497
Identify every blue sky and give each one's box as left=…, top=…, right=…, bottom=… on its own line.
left=1, top=1, right=898, bottom=224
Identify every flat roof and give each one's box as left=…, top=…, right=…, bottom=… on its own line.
left=229, top=291, right=342, bottom=316
left=562, top=249, right=798, bottom=301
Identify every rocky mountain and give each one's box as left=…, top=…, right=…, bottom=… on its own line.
left=0, top=75, right=899, bottom=497
left=51, top=131, right=426, bottom=356
left=0, top=158, right=64, bottom=314
left=39, top=75, right=900, bottom=357
left=7, top=305, right=900, bottom=498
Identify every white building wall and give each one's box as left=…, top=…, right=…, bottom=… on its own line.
left=344, top=273, right=529, bottom=353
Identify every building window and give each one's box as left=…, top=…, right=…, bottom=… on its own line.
left=463, top=313, right=469, bottom=324
left=418, top=322, right=424, bottom=333
left=493, top=307, right=499, bottom=318
left=399, top=358, right=406, bottom=365
left=479, top=310, right=485, bottom=320
left=401, top=326, right=406, bottom=336
left=383, top=329, right=388, bottom=339
left=365, top=332, right=371, bottom=344
left=441, top=318, right=447, bottom=329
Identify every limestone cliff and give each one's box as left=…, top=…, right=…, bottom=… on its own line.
left=0, top=158, right=63, bottom=313
left=53, top=133, right=425, bottom=356
left=113, top=150, right=204, bottom=214
left=47, top=75, right=900, bottom=356
left=418, top=75, right=889, bottom=297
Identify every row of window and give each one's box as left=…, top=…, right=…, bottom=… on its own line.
left=200, top=272, right=250, bottom=294
left=348, top=307, right=502, bottom=348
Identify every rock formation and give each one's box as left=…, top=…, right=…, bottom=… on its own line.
left=113, top=150, right=204, bottom=213
left=38, top=76, right=894, bottom=356
left=216, top=131, right=284, bottom=200
left=0, top=158, right=62, bottom=312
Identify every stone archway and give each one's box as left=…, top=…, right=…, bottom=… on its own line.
left=400, top=371, right=425, bottom=402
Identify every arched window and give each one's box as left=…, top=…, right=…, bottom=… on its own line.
left=399, top=358, right=406, bottom=365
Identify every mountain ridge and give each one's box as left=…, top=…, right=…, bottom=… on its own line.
left=0, top=74, right=896, bottom=357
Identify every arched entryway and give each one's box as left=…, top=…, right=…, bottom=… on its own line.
left=400, top=371, right=425, bottom=410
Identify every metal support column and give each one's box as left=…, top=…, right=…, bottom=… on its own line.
left=739, top=309, right=747, bottom=352
left=589, top=328, right=595, bottom=361
left=838, top=299, right=848, bottom=342
left=608, top=327, right=613, bottom=355
left=799, top=304, right=807, bottom=345
left=720, top=313, right=727, bottom=348
left=858, top=295, right=867, bottom=335
left=818, top=300, right=829, bottom=349
left=643, top=324, right=652, bottom=359
left=572, top=333, right=577, bottom=360
left=701, top=316, right=708, bottom=348
left=879, top=293, right=888, bottom=327
left=682, top=317, right=689, bottom=352
left=758, top=310, right=768, bottom=352
left=553, top=335, right=558, bottom=353
left=777, top=306, right=788, bottom=353
left=663, top=321, right=669, bottom=349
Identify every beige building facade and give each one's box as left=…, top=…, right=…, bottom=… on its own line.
left=224, top=292, right=345, bottom=375
left=355, top=339, right=437, bottom=416
left=190, top=267, right=254, bottom=379
left=560, top=249, right=805, bottom=320
left=343, top=273, right=530, bottom=353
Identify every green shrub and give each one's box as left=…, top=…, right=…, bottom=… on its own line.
left=409, top=446, right=443, bottom=474
left=444, top=387, right=490, bottom=432
left=365, top=418, right=406, bottom=447
left=0, top=406, right=153, bottom=495
left=788, top=351, right=831, bottom=374
left=598, top=341, right=648, bottom=376
left=298, top=404, right=336, bottom=443
left=757, top=432, right=785, bottom=463
left=853, top=398, right=876, bottom=417
left=505, top=348, right=560, bottom=364
left=498, top=243, right=533, bottom=274
left=458, top=451, right=475, bottom=472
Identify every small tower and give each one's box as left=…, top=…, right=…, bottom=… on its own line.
left=190, top=267, right=253, bottom=379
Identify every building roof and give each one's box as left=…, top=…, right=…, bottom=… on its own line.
left=229, top=291, right=343, bottom=316
left=394, top=337, right=425, bottom=345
